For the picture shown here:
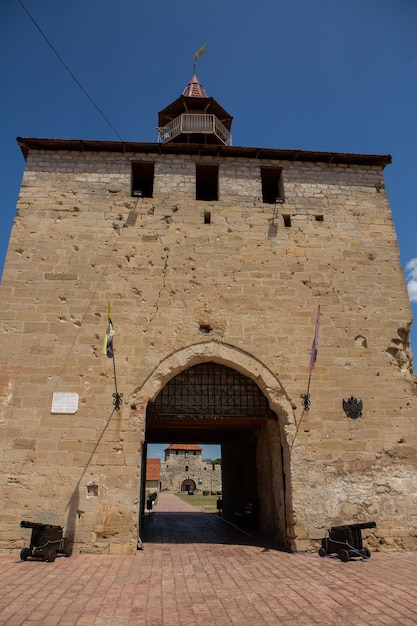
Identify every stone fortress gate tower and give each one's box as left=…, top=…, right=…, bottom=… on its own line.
left=0, top=67, right=415, bottom=555
left=159, top=444, right=222, bottom=495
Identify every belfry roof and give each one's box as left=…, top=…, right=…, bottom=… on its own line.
left=157, top=95, right=233, bottom=132
left=182, top=74, right=208, bottom=98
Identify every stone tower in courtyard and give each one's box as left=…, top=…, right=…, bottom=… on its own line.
left=0, top=66, right=416, bottom=555
left=160, top=444, right=222, bottom=494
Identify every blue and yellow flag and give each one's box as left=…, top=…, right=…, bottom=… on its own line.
left=102, top=302, right=115, bottom=359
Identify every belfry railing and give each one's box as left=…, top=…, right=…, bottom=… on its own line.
left=158, top=114, right=232, bottom=145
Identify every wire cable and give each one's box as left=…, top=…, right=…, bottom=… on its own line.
left=17, top=0, right=125, bottom=143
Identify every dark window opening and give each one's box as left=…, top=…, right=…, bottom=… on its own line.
left=131, top=161, right=154, bottom=198
left=204, top=210, right=211, bottom=224
left=87, top=483, right=99, bottom=498
left=185, top=465, right=189, bottom=472
left=283, top=215, right=292, bottom=227
left=261, top=167, right=284, bottom=204
left=315, top=215, right=324, bottom=222
left=196, top=164, right=219, bottom=201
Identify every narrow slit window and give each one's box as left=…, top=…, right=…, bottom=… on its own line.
left=261, top=167, right=284, bottom=204
left=196, top=164, right=219, bottom=201
left=204, top=210, right=211, bottom=224
left=131, top=161, right=154, bottom=198
left=283, top=215, right=292, bottom=227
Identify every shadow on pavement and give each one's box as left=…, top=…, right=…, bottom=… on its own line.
left=141, top=510, right=286, bottom=552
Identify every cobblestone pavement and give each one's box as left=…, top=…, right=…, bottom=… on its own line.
left=1, top=492, right=417, bottom=625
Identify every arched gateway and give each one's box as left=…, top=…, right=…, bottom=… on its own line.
left=133, top=341, right=296, bottom=548
left=181, top=479, right=196, bottom=493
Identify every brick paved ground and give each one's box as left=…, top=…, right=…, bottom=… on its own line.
left=1, top=492, right=417, bottom=625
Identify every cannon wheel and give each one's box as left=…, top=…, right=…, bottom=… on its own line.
left=20, top=548, right=31, bottom=561
left=318, top=547, right=327, bottom=557
left=361, top=548, right=371, bottom=558
left=47, top=549, right=57, bottom=562
left=339, top=549, right=350, bottom=562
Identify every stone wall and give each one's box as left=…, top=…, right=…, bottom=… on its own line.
left=0, top=143, right=415, bottom=553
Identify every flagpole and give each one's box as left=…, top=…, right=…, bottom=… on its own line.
left=102, top=301, right=123, bottom=411
left=112, top=352, right=123, bottom=412
left=291, top=306, right=320, bottom=448
left=300, top=370, right=312, bottom=412
left=291, top=371, right=311, bottom=450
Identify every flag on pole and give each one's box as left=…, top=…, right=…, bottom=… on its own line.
left=308, top=305, right=320, bottom=371
left=194, top=44, right=206, bottom=62
left=102, top=301, right=115, bottom=359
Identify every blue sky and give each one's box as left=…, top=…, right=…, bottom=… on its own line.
left=0, top=1, right=416, bottom=460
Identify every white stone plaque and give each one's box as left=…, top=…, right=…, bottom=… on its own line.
left=51, top=392, right=79, bottom=414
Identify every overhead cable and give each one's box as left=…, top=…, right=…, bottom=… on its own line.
left=18, top=0, right=124, bottom=143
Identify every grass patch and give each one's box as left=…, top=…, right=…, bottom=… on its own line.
left=174, top=492, right=220, bottom=513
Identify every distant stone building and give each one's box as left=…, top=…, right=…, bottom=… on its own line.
left=0, top=67, right=415, bottom=555
left=145, top=458, right=161, bottom=492
left=160, top=444, right=221, bottom=493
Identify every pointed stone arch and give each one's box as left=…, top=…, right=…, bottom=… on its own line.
left=132, top=340, right=296, bottom=440
left=133, top=341, right=296, bottom=548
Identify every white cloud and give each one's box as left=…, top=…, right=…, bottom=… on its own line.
left=405, top=258, right=417, bottom=303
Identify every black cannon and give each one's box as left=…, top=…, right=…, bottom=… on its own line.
left=318, top=521, right=376, bottom=562
left=20, top=520, right=72, bottom=562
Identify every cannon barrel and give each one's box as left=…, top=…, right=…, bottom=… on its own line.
left=330, top=521, right=376, bottom=532
left=20, top=520, right=63, bottom=530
